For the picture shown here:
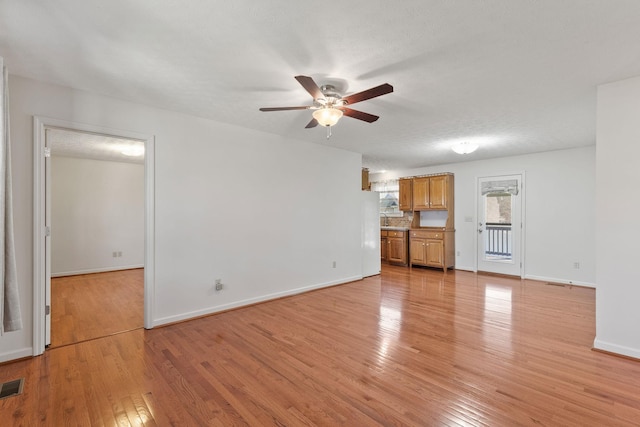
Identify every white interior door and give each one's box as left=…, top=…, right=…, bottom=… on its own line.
left=477, top=174, right=523, bottom=276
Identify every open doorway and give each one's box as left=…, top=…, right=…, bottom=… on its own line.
left=33, top=117, right=155, bottom=355
left=47, top=128, right=145, bottom=347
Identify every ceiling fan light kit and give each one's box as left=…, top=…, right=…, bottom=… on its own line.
left=260, top=75, right=393, bottom=137
left=312, top=107, right=343, bottom=127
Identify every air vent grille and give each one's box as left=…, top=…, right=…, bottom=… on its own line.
left=0, top=378, right=24, bottom=400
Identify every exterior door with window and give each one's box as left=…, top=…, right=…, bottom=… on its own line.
left=477, top=175, right=523, bottom=276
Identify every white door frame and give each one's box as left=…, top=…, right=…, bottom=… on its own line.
left=475, top=172, right=526, bottom=277
left=33, top=116, right=155, bottom=355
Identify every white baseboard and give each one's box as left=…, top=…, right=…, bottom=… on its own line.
left=51, top=265, right=144, bottom=278
left=593, top=338, right=640, bottom=359
left=0, top=347, right=33, bottom=364
left=524, top=274, right=595, bottom=288
left=153, top=275, right=363, bottom=327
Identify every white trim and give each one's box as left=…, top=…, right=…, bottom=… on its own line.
left=152, top=276, right=363, bottom=327
left=33, top=117, right=46, bottom=354
left=593, top=338, right=640, bottom=360
left=51, top=265, right=145, bottom=278
left=0, top=347, right=33, bottom=364
left=524, top=274, right=595, bottom=289
left=453, top=266, right=475, bottom=272
left=33, top=116, right=155, bottom=356
left=144, top=136, right=155, bottom=329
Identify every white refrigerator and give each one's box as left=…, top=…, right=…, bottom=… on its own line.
left=361, top=191, right=381, bottom=277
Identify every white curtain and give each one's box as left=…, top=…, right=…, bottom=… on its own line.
left=0, top=57, right=22, bottom=333
left=481, top=179, right=519, bottom=196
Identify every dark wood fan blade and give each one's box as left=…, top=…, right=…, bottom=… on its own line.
left=342, top=83, right=393, bottom=105
left=339, top=107, right=379, bottom=123
left=295, top=75, right=325, bottom=100
left=259, top=106, right=310, bottom=112
left=305, top=118, right=319, bottom=128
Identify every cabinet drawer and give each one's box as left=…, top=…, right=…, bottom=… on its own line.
left=410, top=230, right=443, bottom=239
left=380, top=230, right=388, bottom=237
left=387, top=231, right=406, bottom=238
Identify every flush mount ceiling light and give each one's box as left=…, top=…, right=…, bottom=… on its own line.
left=451, top=142, right=479, bottom=154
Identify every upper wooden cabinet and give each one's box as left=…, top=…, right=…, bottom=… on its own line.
left=399, top=178, right=413, bottom=211
left=412, top=174, right=451, bottom=210
left=362, top=168, right=370, bottom=191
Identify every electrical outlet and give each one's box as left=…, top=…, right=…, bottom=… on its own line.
left=118, top=251, right=122, bottom=257
left=573, top=262, right=580, bottom=269
left=112, top=251, right=117, bottom=258
left=332, top=261, right=336, bottom=268
left=457, top=251, right=460, bottom=256
left=215, top=279, right=223, bottom=291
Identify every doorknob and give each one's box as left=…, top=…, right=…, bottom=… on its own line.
left=479, top=222, right=483, bottom=226
left=478, top=229, right=483, bottom=233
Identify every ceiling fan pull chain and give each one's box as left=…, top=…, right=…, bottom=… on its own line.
left=326, top=125, right=332, bottom=139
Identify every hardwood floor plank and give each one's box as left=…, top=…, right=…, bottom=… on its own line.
left=50, top=268, right=144, bottom=347
left=3, top=265, right=640, bottom=425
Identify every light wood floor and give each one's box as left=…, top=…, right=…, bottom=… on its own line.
left=50, top=269, right=144, bottom=347
left=2, top=265, right=640, bottom=426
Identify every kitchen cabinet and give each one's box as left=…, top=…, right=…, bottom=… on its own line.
left=381, top=229, right=408, bottom=265
left=399, top=178, right=413, bottom=211
left=380, top=231, right=388, bottom=262
left=412, top=174, right=451, bottom=210
left=362, top=168, right=370, bottom=191
left=409, top=229, right=454, bottom=271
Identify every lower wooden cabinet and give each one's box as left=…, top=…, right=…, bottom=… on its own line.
left=380, top=229, right=408, bottom=266
left=381, top=232, right=388, bottom=261
left=409, top=229, right=454, bottom=271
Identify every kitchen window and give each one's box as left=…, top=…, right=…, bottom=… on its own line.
left=371, top=179, right=403, bottom=217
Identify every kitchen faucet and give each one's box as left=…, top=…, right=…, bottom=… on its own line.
left=381, top=212, right=389, bottom=226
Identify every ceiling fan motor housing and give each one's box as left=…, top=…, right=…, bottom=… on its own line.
left=318, top=84, right=344, bottom=107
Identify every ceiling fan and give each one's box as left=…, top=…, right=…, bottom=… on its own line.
left=259, top=76, right=393, bottom=135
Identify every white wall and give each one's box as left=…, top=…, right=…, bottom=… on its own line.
left=51, top=156, right=144, bottom=276
left=0, top=75, right=363, bottom=362
left=594, top=75, right=640, bottom=359
left=371, top=146, right=596, bottom=286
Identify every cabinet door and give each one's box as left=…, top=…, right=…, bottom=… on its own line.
left=412, top=177, right=430, bottom=210
left=429, top=175, right=448, bottom=209
left=425, top=239, right=444, bottom=267
left=381, top=237, right=388, bottom=261
left=399, top=179, right=413, bottom=211
left=410, top=238, right=426, bottom=264
left=388, top=237, right=406, bottom=264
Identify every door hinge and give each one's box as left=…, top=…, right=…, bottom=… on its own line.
left=45, top=226, right=51, bottom=237
left=45, top=305, right=50, bottom=315
left=43, top=147, right=51, bottom=158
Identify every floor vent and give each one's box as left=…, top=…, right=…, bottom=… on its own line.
left=0, top=378, right=24, bottom=400
left=545, top=282, right=566, bottom=287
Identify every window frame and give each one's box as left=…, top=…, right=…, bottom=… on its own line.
left=372, top=179, right=404, bottom=218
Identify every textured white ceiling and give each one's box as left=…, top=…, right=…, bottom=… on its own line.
left=48, top=128, right=145, bottom=164
left=2, top=1, right=640, bottom=172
